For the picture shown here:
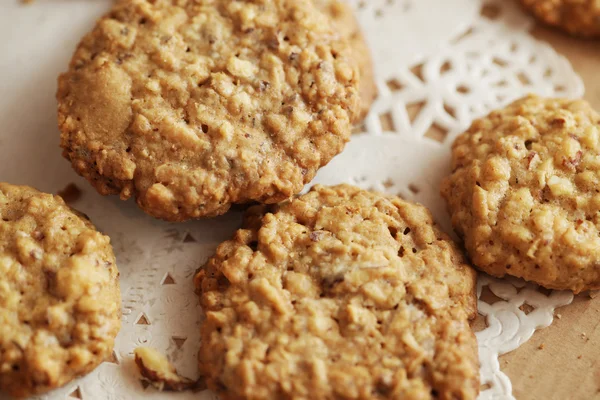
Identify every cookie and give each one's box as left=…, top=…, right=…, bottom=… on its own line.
left=0, top=183, right=121, bottom=397
left=195, top=184, right=479, bottom=400
left=441, top=95, right=600, bottom=293
left=519, top=0, right=600, bottom=37
left=57, top=0, right=360, bottom=222
left=315, top=0, right=377, bottom=121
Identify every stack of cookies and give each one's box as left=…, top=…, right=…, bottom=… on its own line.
left=2, top=0, right=599, bottom=399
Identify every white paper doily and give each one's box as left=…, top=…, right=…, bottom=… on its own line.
left=0, top=0, right=583, bottom=399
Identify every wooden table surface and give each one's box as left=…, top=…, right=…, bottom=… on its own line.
left=500, top=24, right=600, bottom=400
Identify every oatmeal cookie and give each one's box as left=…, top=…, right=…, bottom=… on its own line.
left=519, top=0, right=600, bottom=37
left=195, top=184, right=479, bottom=400
left=441, top=95, right=600, bottom=293
left=0, top=183, right=121, bottom=398
left=57, top=0, right=360, bottom=222
left=315, top=0, right=376, bottom=121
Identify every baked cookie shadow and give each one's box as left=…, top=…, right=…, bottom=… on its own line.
left=0, top=74, right=74, bottom=192
left=0, top=1, right=109, bottom=193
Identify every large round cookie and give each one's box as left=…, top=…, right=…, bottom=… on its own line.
left=57, top=0, right=360, bottom=222
left=0, top=183, right=121, bottom=397
left=519, top=0, right=600, bottom=37
left=315, top=0, right=377, bottom=121
left=195, top=184, right=479, bottom=400
left=442, top=95, right=600, bottom=293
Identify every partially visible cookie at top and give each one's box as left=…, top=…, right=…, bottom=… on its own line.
left=58, top=0, right=360, bottom=222
left=442, top=95, right=600, bottom=293
left=195, top=184, right=479, bottom=400
left=315, top=0, right=377, bottom=122
left=519, top=0, right=600, bottom=37
left=0, top=183, right=121, bottom=398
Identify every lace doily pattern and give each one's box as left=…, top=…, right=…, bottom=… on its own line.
left=348, top=0, right=481, bottom=78
left=0, top=0, right=584, bottom=399
left=475, top=276, right=573, bottom=400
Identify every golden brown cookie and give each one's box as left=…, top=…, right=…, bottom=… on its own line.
left=0, top=183, right=121, bottom=398
left=315, top=0, right=377, bottom=121
left=442, top=95, right=600, bottom=293
left=519, top=0, right=600, bottom=37
left=57, top=0, right=360, bottom=222
left=195, top=184, right=479, bottom=400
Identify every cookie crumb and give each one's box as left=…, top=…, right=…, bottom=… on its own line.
left=556, top=313, right=562, bottom=319
left=134, top=347, right=204, bottom=392
left=538, top=343, right=545, bottom=350
left=57, top=183, right=82, bottom=204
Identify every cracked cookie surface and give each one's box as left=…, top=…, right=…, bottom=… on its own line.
left=519, top=0, right=600, bottom=37
left=58, top=0, right=360, bottom=221
left=0, top=183, right=121, bottom=398
left=442, top=95, right=600, bottom=293
left=195, top=184, right=479, bottom=400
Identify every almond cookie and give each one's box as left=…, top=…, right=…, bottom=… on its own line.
left=195, top=184, right=479, bottom=400
left=0, top=183, right=121, bottom=398
left=57, top=0, right=360, bottom=222
left=519, top=0, right=600, bottom=37
left=442, top=95, right=600, bottom=293
left=315, top=0, right=377, bottom=121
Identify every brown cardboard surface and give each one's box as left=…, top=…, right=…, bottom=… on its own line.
left=498, top=25, right=600, bottom=400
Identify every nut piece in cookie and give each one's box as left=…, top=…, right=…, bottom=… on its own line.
left=57, top=0, right=360, bottom=222
left=519, top=0, right=600, bottom=37
left=315, top=0, right=377, bottom=122
left=134, top=347, right=203, bottom=392
left=0, top=183, right=121, bottom=398
left=442, top=94, right=600, bottom=293
left=195, top=184, right=479, bottom=400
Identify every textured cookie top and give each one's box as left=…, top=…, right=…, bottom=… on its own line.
left=519, top=0, right=600, bottom=37
left=442, top=95, right=600, bottom=293
left=0, top=183, right=121, bottom=398
left=57, top=0, right=360, bottom=221
left=315, top=0, right=376, bottom=121
left=195, top=184, right=479, bottom=400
